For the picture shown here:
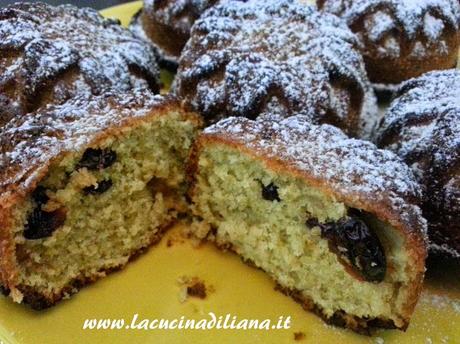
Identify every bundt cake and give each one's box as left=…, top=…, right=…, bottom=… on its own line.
left=188, top=115, right=427, bottom=333
left=0, top=91, right=202, bottom=309
left=317, top=0, right=460, bottom=87
left=173, top=0, right=377, bottom=137
left=0, top=2, right=161, bottom=127
left=376, top=69, right=460, bottom=258
left=130, top=0, right=219, bottom=69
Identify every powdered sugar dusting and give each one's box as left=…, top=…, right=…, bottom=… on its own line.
left=377, top=70, right=460, bottom=175
left=424, top=13, right=446, bottom=40
left=376, top=69, right=460, bottom=257
left=174, top=0, right=377, bottom=137
left=365, top=10, right=396, bottom=42
left=205, top=115, right=427, bottom=240
left=320, top=0, right=460, bottom=58
left=0, top=90, right=168, bottom=194
left=0, top=2, right=160, bottom=121
left=419, top=290, right=460, bottom=314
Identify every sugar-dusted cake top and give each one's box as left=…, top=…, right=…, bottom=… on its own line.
left=0, top=2, right=160, bottom=125
left=376, top=69, right=460, bottom=177
left=319, top=0, right=460, bottom=41
left=0, top=91, right=192, bottom=195
left=174, top=0, right=377, bottom=136
left=203, top=114, right=427, bottom=242
left=376, top=69, right=460, bottom=257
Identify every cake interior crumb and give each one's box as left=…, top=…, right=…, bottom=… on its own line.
left=11, top=113, right=198, bottom=299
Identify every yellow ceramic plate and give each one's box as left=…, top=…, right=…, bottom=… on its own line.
left=0, top=2, right=459, bottom=343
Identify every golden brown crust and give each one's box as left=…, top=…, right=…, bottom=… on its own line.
left=0, top=2, right=160, bottom=123
left=187, top=116, right=427, bottom=329
left=275, top=285, right=398, bottom=335
left=0, top=199, right=19, bottom=294
left=317, top=0, right=460, bottom=85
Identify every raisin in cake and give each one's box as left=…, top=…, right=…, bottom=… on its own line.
left=173, top=0, right=377, bottom=137
left=188, top=115, right=427, bottom=333
left=130, top=0, right=219, bottom=69
left=0, top=91, right=202, bottom=309
left=0, top=2, right=160, bottom=126
left=376, top=69, right=460, bottom=258
left=317, top=0, right=460, bottom=88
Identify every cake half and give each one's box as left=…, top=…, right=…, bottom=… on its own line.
left=188, top=115, right=427, bottom=333
left=0, top=91, right=202, bottom=309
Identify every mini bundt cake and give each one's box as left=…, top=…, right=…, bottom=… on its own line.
left=317, top=0, right=460, bottom=87
left=130, top=0, right=219, bottom=69
left=188, top=115, right=427, bottom=333
left=376, top=69, right=460, bottom=258
left=173, top=0, right=377, bottom=137
left=0, top=2, right=160, bottom=126
left=0, top=91, right=202, bottom=309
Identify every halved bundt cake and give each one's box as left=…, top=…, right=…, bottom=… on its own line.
left=188, top=115, right=427, bottom=333
left=0, top=91, right=202, bottom=309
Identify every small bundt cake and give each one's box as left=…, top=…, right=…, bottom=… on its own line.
left=0, top=91, right=202, bottom=309
left=376, top=69, right=460, bottom=258
left=317, top=0, right=460, bottom=87
left=0, top=2, right=160, bottom=126
left=188, top=115, right=427, bottom=333
left=130, top=0, right=219, bottom=69
left=173, top=0, right=377, bottom=137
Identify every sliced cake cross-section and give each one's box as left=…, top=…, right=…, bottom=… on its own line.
left=0, top=91, right=202, bottom=309
left=188, top=115, right=427, bottom=333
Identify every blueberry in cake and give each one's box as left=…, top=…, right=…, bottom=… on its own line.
left=188, top=115, right=427, bottom=333
left=0, top=2, right=160, bottom=126
left=0, top=91, right=202, bottom=309
left=317, top=0, right=460, bottom=88
left=130, top=0, right=219, bottom=70
left=173, top=0, right=377, bottom=137
left=376, top=69, right=460, bottom=258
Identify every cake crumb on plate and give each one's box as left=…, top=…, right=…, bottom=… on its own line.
left=177, top=276, right=214, bottom=303
left=293, top=331, right=305, bottom=341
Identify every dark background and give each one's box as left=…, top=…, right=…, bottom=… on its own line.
left=0, top=0, right=132, bottom=10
